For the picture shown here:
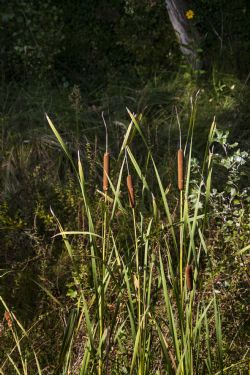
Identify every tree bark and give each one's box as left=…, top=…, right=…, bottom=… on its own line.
left=165, top=0, right=200, bottom=70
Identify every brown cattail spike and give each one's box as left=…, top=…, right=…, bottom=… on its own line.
left=127, top=174, right=135, bottom=208
left=178, top=149, right=184, bottom=191
left=185, top=264, right=193, bottom=291
left=4, top=311, right=12, bottom=328
left=103, top=152, right=110, bottom=191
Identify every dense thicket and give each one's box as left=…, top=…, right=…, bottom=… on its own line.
left=1, top=0, right=250, bottom=88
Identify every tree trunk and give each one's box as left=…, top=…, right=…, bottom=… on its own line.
left=165, top=0, right=201, bottom=70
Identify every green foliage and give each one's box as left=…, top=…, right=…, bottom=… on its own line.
left=0, top=0, right=180, bottom=87
left=210, top=130, right=249, bottom=249
left=1, top=0, right=250, bottom=87
left=192, top=0, right=250, bottom=75
left=115, top=0, right=179, bottom=81
left=0, top=0, right=64, bottom=79
left=0, top=201, right=25, bottom=229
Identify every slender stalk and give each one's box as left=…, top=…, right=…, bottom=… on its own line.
left=132, top=207, right=142, bottom=373
left=180, top=189, right=184, bottom=297
left=99, top=112, right=110, bottom=374
left=102, top=112, right=110, bottom=193
left=126, top=147, right=142, bottom=372
left=177, top=109, right=184, bottom=299
left=98, top=193, right=107, bottom=375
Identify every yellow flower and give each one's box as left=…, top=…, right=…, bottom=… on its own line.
left=186, top=9, right=195, bottom=20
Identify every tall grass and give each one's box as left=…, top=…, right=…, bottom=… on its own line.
left=0, top=100, right=248, bottom=374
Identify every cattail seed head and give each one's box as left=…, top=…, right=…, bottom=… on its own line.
left=178, top=149, right=184, bottom=191
left=127, top=174, right=135, bottom=208
left=4, top=311, right=12, bottom=328
left=185, top=264, right=193, bottom=291
left=103, top=152, right=110, bottom=191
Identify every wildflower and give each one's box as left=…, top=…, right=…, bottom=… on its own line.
left=186, top=9, right=195, bottom=20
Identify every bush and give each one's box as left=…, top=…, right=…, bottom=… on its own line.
left=0, top=0, right=64, bottom=80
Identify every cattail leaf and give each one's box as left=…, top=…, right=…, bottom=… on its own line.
left=110, top=157, right=126, bottom=220
left=7, top=355, right=22, bottom=375
left=159, top=250, right=181, bottom=361
left=126, top=146, right=150, bottom=191
left=118, top=118, right=134, bottom=158
left=45, top=113, right=77, bottom=175
left=53, top=231, right=102, bottom=238
left=153, top=319, right=176, bottom=373
left=152, top=158, right=178, bottom=251
left=79, top=340, right=91, bottom=375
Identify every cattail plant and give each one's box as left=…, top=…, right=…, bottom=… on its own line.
left=177, top=108, right=184, bottom=191
left=100, top=112, right=111, bottom=374
left=176, top=107, right=185, bottom=296
left=178, top=148, right=184, bottom=191
left=185, top=264, right=193, bottom=291
left=43, top=109, right=230, bottom=375
left=102, top=112, right=110, bottom=192
left=125, top=148, right=135, bottom=208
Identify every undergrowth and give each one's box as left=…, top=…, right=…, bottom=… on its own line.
left=0, top=79, right=249, bottom=374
